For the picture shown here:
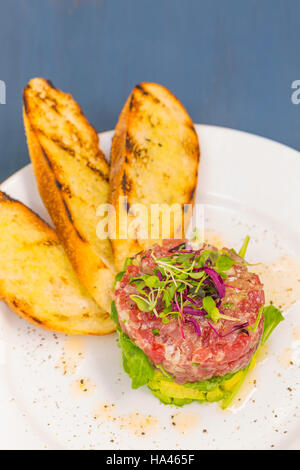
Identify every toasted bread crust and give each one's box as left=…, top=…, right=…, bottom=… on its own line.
left=23, top=78, right=115, bottom=314
left=110, top=82, right=200, bottom=270
left=0, top=191, right=115, bottom=335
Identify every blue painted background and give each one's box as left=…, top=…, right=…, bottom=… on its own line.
left=0, top=0, right=299, bottom=181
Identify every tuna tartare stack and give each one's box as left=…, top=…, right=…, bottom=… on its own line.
left=112, top=239, right=284, bottom=408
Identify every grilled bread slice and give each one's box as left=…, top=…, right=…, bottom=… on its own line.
left=0, top=191, right=114, bottom=334
left=23, top=78, right=115, bottom=315
left=109, top=82, right=200, bottom=270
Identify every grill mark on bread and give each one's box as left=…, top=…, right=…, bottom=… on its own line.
left=36, top=129, right=109, bottom=182
left=129, top=94, right=135, bottom=110
left=55, top=179, right=63, bottom=190
left=125, top=133, right=148, bottom=160
left=27, top=314, right=44, bottom=325
left=34, top=128, right=76, bottom=157
left=24, top=239, right=60, bottom=248
left=11, top=298, right=44, bottom=325
left=135, top=84, right=148, bottom=95
left=136, top=84, right=161, bottom=104
left=121, top=172, right=127, bottom=193
left=121, top=172, right=131, bottom=194
left=125, top=133, right=134, bottom=152
left=50, top=136, right=76, bottom=156
left=62, top=199, right=86, bottom=242
left=45, top=79, right=56, bottom=89
left=126, top=201, right=132, bottom=214
left=62, top=199, right=72, bottom=222
left=184, top=119, right=198, bottom=136
left=23, top=91, right=30, bottom=115
left=55, top=179, right=72, bottom=196
left=86, top=162, right=109, bottom=182
left=41, top=147, right=53, bottom=169
left=26, top=91, right=88, bottom=154
left=40, top=239, right=60, bottom=247
left=35, top=91, right=60, bottom=114
left=189, top=186, right=196, bottom=202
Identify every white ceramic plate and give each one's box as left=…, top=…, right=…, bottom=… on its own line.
left=0, top=125, right=300, bottom=450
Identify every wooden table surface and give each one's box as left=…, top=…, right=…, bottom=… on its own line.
left=0, top=0, right=299, bottom=181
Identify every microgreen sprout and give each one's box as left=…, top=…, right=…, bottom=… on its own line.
left=238, top=235, right=250, bottom=258
left=202, top=296, right=240, bottom=325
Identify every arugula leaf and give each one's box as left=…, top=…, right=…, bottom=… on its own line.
left=115, top=271, right=125, bottom=283
left=197, top=250, right=218, bottom=267
left=118, top=331, right=154, bottom=389
left=129, top=295, right=151, bottom=312
left=261, top=305, right=284, bottom=345
left=163, top=283, right=176, bottom=307
left=189, top=271, right=205, bottom=280
left=142, top=275, right=162, bottom=288
left=215, top=254, right=235, bottom=272
left=111, top=301, right=119, bottom=326
left=238, top=235, right=250, bottom=258
left=129, top=279, right=147, bottom=295
left=202, top=296, right=220, bottom=324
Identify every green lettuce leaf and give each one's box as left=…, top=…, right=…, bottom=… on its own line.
left=111, top=300, right=119, bottom=327
left=112, top=302, right=154, bottom=389
left=261, top=305, right=284, bottom=345
left=118, top=331, right=155, bottom=389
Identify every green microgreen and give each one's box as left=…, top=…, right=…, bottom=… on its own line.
left=238, top=235, right=250, bottom=258
left=202, top=296, right=240, bottom=325
left=129, top=295, right=152, bottom=312
left=248, top=306, right=264, bottom=333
